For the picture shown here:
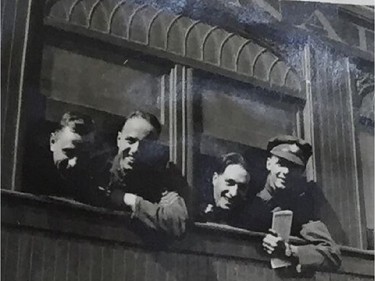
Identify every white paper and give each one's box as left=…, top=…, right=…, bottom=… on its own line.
left=271, top=210, right=293, bottom=269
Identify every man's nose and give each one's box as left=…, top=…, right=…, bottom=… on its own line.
left=129, top=141, right=140, bottom=155
left=67, top=157, right=77, bottom=168
left=278, top=167, right=289, bottom=177
left=228, top=185, right=238, bottom=198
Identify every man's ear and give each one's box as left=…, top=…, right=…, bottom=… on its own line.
left=84, top=132, right=95, bottom=145
left=266, top=157, right=272, bottom=171
left=117, top=131, right=121, bottom=148
left=212, top=172, right=219, bottom=186
left=50, top=132, right=56, bottom=151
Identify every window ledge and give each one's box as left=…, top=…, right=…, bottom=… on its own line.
left=2, top=189, right=374, bottom=276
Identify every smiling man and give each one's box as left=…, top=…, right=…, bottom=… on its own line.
left=106, top=111, right=189, bottom=238
left=244, top=135, right=341, bottom=272
left=197, top=153, right=251, bottom=226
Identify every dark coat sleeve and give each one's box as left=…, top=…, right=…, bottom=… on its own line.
left=132, top=191, right=188, bottom=238
left=130, top=162, right=190, bottom=238
left=295, top=220, right=342, bottom=272
left=108, top=162, right=190, bottom=238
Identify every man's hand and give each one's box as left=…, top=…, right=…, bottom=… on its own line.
left=263, top=232, right=286, bottom=255
left=263, top=229, right=299, bottom=259
left=123, top=193, right=137, bottom=211
left=263, top=229, right=295, bottom=257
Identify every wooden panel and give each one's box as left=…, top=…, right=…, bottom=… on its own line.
left=17, top=232, right=33, bottom=281
left=1, top=0, right=31, bottom=190
left=112, top=247, right=125, bottom=281
left=1, top=0, right=44, bottom=190
left=2, top=190, right=373, bottom=277
left=1, top=229, right=8, bottom=281
left=2, top=230, right=18, bottom=281
left=358, top=129, right=374, bottom=230
left=124, top=248, right=137, bottom=280
left=2, top=225, right=374, bottom=281
left=42, top=236, right=57, bottom=281
left=55, top=238, right=69, bottom=281
left=30, top=235, right=45, bottom=281
left=102, top=244, right=114, bottom=281
left=67, top=240, right=80, bottom=281
left=310, top=47, right=366, bottom=248
left=78, top=241, right=91, bottom=281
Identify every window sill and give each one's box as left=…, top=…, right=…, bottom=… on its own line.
left=2, top=189, right=374, bottom=276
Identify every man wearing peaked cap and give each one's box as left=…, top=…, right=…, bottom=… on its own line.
left=243, top=135, right=341, bottom=273
left=264, top=135, right=313, bottom=193
left=267, top=135, right=312, bottom=167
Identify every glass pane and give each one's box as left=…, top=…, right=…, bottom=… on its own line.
left=192, top=73, right=301, bottom=205
left=21, top=40, right=170, bottom=196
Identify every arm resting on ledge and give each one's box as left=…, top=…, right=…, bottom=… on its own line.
left=295, top=221, right=342, bottom=272
left=264, top=221, right=341, bottom=272
left=130, top=191, right=188, bottom=238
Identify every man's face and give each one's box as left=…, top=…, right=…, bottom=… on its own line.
left=266, top=155, right=304, bottom=190
left=50, top=127, right=94, bottom=176
left=212, top=164, right=250, bottom=210
left=117, top=117, right=155, bottom=172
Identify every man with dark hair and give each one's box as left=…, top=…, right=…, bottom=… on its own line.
left=244, top=135, right=341, bottom=272
left=23, top=112, right=101, bottom=202
left=49, top=112, right=95, bottom=176
left=125, top=110, right=162, bottom=138
left=106, top=110, right=188, bottom=237
left=197, top=152, right=251, bottom=226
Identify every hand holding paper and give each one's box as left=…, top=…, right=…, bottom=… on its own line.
left=262, top=210, right=294, bottom=269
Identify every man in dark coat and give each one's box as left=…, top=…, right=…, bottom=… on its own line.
left=244, top=135, right=341, bottom=272
left=196, top=152, right=251, bottom=227
left=22, top=112, right=107, bottom=203
left=105, top=111, right=188, bottom=238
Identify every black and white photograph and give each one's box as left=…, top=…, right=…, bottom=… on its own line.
left=1, top=0, right=374, bottom=280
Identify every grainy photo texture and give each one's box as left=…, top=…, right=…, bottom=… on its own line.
left=1, top=0, right=374, bottom=280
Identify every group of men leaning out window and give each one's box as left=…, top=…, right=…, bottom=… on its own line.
left=22, top=110, right=342, bottom=273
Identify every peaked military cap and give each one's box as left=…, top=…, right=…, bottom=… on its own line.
left=267, top=135, right=312, bottom=166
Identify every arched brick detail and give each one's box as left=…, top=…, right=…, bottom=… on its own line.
left=44, top=0, right=302, bottom=95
